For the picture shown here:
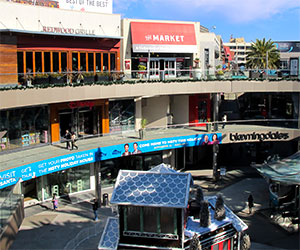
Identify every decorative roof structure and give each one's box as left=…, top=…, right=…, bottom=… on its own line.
left=254, top=151, right=300, bottom=185
left=148, top=163, right=178, bottom=173
left=110, top=169, right=192, bottom=208
left=98, top=217, right=119, bottom=250
left=185, top=196, right=248, bottom=238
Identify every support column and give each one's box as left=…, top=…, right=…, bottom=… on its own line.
left=213, top=144, right=219, bottom=181
left=135, top=97, right=142, bottom=131
left=94, top=161, right=101, bottom=207
left=213, top=93, right=220, bottom=131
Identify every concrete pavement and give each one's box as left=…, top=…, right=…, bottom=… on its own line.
left=10, top=169, right=299, bottom=250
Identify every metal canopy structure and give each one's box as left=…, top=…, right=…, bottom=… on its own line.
left=254, top=151, right=300, bottom=185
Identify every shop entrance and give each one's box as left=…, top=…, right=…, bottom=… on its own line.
left=22, top=178, right=38, bottom=201
left=59, top=107, right=102, bottom=139
left=149, top=58, right=176, bottom=79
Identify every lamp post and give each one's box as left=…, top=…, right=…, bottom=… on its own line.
left=147, top=50, right=150, bottom=80
left=266, top=50, right=269, bottom=80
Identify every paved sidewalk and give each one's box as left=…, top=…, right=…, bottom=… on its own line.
left=10, top=169, right=299, bottom=250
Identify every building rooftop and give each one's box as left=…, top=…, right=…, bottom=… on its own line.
left=110, top=169, right=191, bottom=208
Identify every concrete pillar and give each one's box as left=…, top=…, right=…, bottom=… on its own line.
left=94, top=162, right=101, bottom=206
left=162, top=149, right=175, bottom=167
left=213, top=93, right=220, bottom=131
left=135, top=97, right=142, bottom=131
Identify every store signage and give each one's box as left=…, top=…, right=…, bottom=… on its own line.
left=59, top=0, right=112, bottom=14
left=42, top=26, right=95, bottom=36
left=0, top=133, right=222, bottom=189
left=131, top=22, right=197, bottom=53
left=229, top=132, right=289, bottom=142
left=68, top=101, right=95, bottom=109
left=274, top=42, right=300, bottom=53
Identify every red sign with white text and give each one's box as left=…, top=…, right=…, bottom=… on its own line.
left=131, top=22, right=197, bottom=53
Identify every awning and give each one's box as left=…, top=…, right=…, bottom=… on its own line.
left=254, top=151, right=300, bottom=185
left=131, top=22, right=197, bottom=53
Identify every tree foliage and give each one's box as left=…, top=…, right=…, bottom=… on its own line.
left=214, top=194, right=226, bottom=221
left=199, top=200, right=211, bottom=227
left=246, top=38, right=280, bottom=69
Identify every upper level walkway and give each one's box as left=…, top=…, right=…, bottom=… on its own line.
left=0, top=120, right=299, bottom=189
left=0, top=69, right=299, bottom=110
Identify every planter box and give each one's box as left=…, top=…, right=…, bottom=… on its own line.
left=96, top=75, right=110, bottom=82
left=34, top=77, right=49, bottom=85
left=50, top=76, right=65, bottom=84
left=83, top=76, right=95, bottom=83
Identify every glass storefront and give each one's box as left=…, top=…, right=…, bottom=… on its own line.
left=59, top=106, right=102, bottom=139
left=0, top=106, right=49, bottom=151
left=100, top=152, right=163, bottom=188
left=109, top=100, right=135, bottom=133
left=36, top=164, right=91, bottom=201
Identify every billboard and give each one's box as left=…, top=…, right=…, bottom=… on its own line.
left=274, top=42, right=300, bottom=53
left=0, top=133, right=222, bottom=189
left=7, top=0, right=113, bottom=14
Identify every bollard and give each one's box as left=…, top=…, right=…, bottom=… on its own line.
left=102, top=193, right=109, bottom=206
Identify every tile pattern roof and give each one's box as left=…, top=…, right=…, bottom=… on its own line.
left=98, top=217, right=119, bottom=250
left=110, top=170, right=191, bottom=208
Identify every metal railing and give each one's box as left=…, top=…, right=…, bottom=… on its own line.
left=0, top=68, right=299, bottom=89
left=0, top=179, right=22, bottom=230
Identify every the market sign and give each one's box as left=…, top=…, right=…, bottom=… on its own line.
left=131, top=22, right=197, bottom=53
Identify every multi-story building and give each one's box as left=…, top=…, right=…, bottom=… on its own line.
left=223, top=37, right=251, bottom=67
left=274, top=41, right=300, bottom=77
left=0, top=4, right=299, bottom=248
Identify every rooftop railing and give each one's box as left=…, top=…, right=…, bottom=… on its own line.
left=0, top=68, right=299, bottom=90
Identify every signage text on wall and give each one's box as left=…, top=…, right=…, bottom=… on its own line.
left=42, top=26, right=95, bottom=36
left=59, top=0, right=112, bottom=14
left=229, top=131, right=289, bottom=142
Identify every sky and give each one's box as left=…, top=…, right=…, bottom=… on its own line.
left=113, top=0, right=300, bottom=43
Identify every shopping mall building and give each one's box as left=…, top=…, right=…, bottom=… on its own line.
left=0, top=1, right=299, bottom=206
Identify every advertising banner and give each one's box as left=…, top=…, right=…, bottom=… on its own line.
left=59, top=0, right=112, bottom=14
left=274, top=42, right=300, bottom=53
left=131, top=22, right=197, bottom=53
left=0, top=133, right=222, bottom=189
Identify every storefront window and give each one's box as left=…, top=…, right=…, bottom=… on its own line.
left=109, top=100, right=135, bottom=133
left=53, top=52, right=59, bottom=72
left=103, top=53, right=108, bottom=71
left=110, top=53, right=116, bottom=71
left=41, top=164, right=90, bottom=199
left=0, top=106, right=49, bottom=151
left=72, top=52, right=79, bottom=72
left=88, top=53, right=94, bottom=72
left=61, top=52, right=67, bottom=73
left=96, top=53, right=102, bottom=72
left=25, top=51, right=33, bottom=73
left=44, top=52, right=51, bottom=73
left=80, top=52, right=87, bottom=72
left=35, top=52, right=42, bottom=73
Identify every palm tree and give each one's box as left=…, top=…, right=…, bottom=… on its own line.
left=246, top=38, right=280, bottom=70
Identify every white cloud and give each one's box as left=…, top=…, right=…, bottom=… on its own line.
left=114, top=0, right=300, bottom=22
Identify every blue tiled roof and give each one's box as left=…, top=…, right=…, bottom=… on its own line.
left=110, top=170, right=191, bottom=208
left=98, top=217, right=119, bottom=250
left=148, top=163, right=178, bottom=173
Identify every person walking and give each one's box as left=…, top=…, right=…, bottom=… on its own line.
left=64, top=130, right=71, bottom=150
left=52, top=194, right=58, bottom=211
left=248, top=194, right=254, bottom=214
left=92, top=198, right=99, bottom=221
left=222, top=113, right=227, bottom=129
left=71, top=132, right=78, bottom=150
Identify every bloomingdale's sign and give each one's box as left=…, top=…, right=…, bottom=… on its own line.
left=230, top=131, right=289, bottom=142
left=42, top=26, right=95, bottom=36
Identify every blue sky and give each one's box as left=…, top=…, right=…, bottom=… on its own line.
left=113, top=0, right=300, bottom=43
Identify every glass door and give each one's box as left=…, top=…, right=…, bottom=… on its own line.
left=150, top=60, right=159, bottom=78
left=165, top=60, right=176, bottom=78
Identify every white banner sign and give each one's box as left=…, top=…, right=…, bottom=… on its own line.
left=59, top=0, right=112, bottom=14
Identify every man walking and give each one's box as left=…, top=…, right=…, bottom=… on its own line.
left=64, top=130, right=71, bottom=150
left=92, top=198, right=99, bottom=221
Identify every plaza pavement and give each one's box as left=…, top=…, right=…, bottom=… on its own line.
left=9, top=168, right=299, bottom=250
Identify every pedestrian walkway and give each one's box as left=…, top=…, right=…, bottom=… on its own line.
left=9, top=169, right=298, bottom=250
